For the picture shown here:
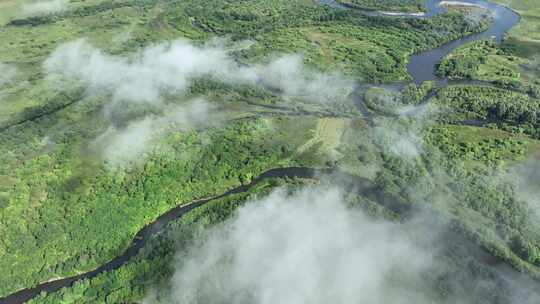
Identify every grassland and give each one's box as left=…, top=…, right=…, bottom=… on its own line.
left=431, top=85, right=540, bottom=138
left=492, top=0, right=540, bottom=45
left=336, top=0, right=425, bottom=12
left=437, top=40, right=524, bottom=83
left=1, top=0, right=540, bottom=302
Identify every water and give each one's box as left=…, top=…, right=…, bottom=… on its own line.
left=320, top=0, right=520, bottom=84
left=408, top=0, right=520, bottom=84
left=0, top=1, right=521, bottom=303
left=0, top=167, right=328, bottom=304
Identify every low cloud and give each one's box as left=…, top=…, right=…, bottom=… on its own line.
left=256, top=55, right=353, bottom=103
left=45, top=39, right=241, bottom=107
left=144, top=185, right=540, bottom=304
left=372, top=103, right=437, bottom=160
left=159, top=187, right=436, bottom=304
left=44, top=39, right=353, bottom=108
left=21, top=0, right=68, bottom=17
left=508, top=158, right=540, bottom=220
left=44, top=39, right=354, bottom=166
left=93, top=99, right=222, bottom=167
left=0, top=63, right=17, bottom=87
left=0, top=63, right=16, bottom=102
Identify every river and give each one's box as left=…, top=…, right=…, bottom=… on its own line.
left=320, top=0, right=520, bottom=84
left=0, top=0, right=521, bottom=303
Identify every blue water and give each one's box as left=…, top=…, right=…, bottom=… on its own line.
left=319, top=0, right=520, bottom=84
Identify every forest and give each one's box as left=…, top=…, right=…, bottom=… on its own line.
left=1, top=0, right=540, bottom=303
left=336, top=0, right=425, bottom=12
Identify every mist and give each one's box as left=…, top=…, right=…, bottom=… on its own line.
left=149, top=187, right=438, bottom=304
left=44, top=38, right=354, bottom=166
left=254, top=55, right=354, bottom=103
left=92, top=99, right=223, bottom=167
left=44, top=39, right=241, bottom=106
left=507, top=158, right=540, bottom=220
left=21, top=0, right=68, bottom=17
left=0, top=63, right=16, bottom=87
left=144, top=183, right=540, bottom=304
left=45, top=39, right=353, bottom=106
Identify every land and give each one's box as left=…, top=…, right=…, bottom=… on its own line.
left=336, top=0, right=425, bottom=12
left=1, top=0, right=540, bottom=303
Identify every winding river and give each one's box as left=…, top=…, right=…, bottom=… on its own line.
left=321, top=0, right=520, bottom=84
left=0, top=1, right=521, bottom=303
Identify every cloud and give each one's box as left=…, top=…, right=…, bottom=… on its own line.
left=142, top=183, right=540, bottom=304
left=93, top=99, right=223, bottom=167
left=43, top=39, right=354, bottom=165
left=371, top=103, right=437, bottom=160
left=255, top=55, right=354, bottom=103
left=507, top=158, right=540, bottom=220
left=159, top=186, right=436, bottom=304
left=0, top=63, right=17, bottom=87
left=21, top=0, right=68, bottom=17
left=44, top=39, right=353, bottom=108
left=44, top=39, right=242, bottom=106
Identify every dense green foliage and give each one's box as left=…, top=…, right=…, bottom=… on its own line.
left=336, top=0, right=425, bottom=12
left=1, top=0, right=540, bottom=302
left=0, top=112, right=346, bottom=297
left=432, top=85, right=540, bottom=138
left=371, top=117, right=540, bottom=276
left=26, top=177, right=291, bottom=304
left=427, top=125, right=531, bottom=164
left=437, top=40, right=522, bottom=83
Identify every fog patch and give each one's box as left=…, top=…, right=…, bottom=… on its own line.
left=255, top=55, right=354, bottom=103
left=153, top=186, right=436, bottom=304
left=373, top=103, right=438, bottom=160
left=44, top=39, right=354, bottom=166
left=508, top=158, right=540, bottom=220
left=93, top=99, right=222, bottom=167
left=21, top=0, right=68, bottom=17
left=44, top=39, right=242, bottom=107
left=44, top=39, right=353, bottom=109
left=0, top=63, right=17, bottom=87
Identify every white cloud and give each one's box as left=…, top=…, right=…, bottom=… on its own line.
left=21, top=0, right=68, bottom=17
left=0, top=63, right=17, bottom=87
left=93, top=99, right=222, bottom=167
left=44, top=39, right=353, bottom=107
left=255, top=55, right=354, bottom=103
left=45, top=39, right=241, bottom=106
left=160, top=187, right=437, bottom=304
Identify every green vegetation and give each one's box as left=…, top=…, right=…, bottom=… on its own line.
left=0, top=110, right=355, bottom=297
left=492, top=0, right=540, bottom=47
left=2, top=0, right=540, bottom=302
left=438, top=40, right=523, bottom=83
left=26, top=176, right=307, bottom=304
left=431, top=85, right=540, bottom=138
left=336, top=0, right=425, bottom=12
left=427, top=124, right=536, bottom=165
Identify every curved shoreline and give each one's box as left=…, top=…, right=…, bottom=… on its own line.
left=0, top=167, right=330, bottom=304
left=320, top=0, right=520, bottom=84
left=0, top=1, right=523, bottom=303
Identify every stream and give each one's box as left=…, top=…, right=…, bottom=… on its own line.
left=0, top=0, right=522, bottom=303
left=320, top=0, right=520, bottom=84
left=0, top=168, right=331, bottom=304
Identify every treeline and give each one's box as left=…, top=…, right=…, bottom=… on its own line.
left=8, top=0, right=157, bottom=27
left=437, top=40, right=520, bottom=81
left=0, top=116, right=302, bottom=298
left=336, top=0, right=425, bottom=12
left=433, top=85, right=540, bottom=138
left=373, top=118, right=540, bottom=274
left=26, top=177, right=291, bottom=304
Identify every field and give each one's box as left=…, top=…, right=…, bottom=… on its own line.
left=1, top=0, right=540, bottom=303
left=492, top=0, right=540, bottom=44
left=336, top=0, right=425, bottom=12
